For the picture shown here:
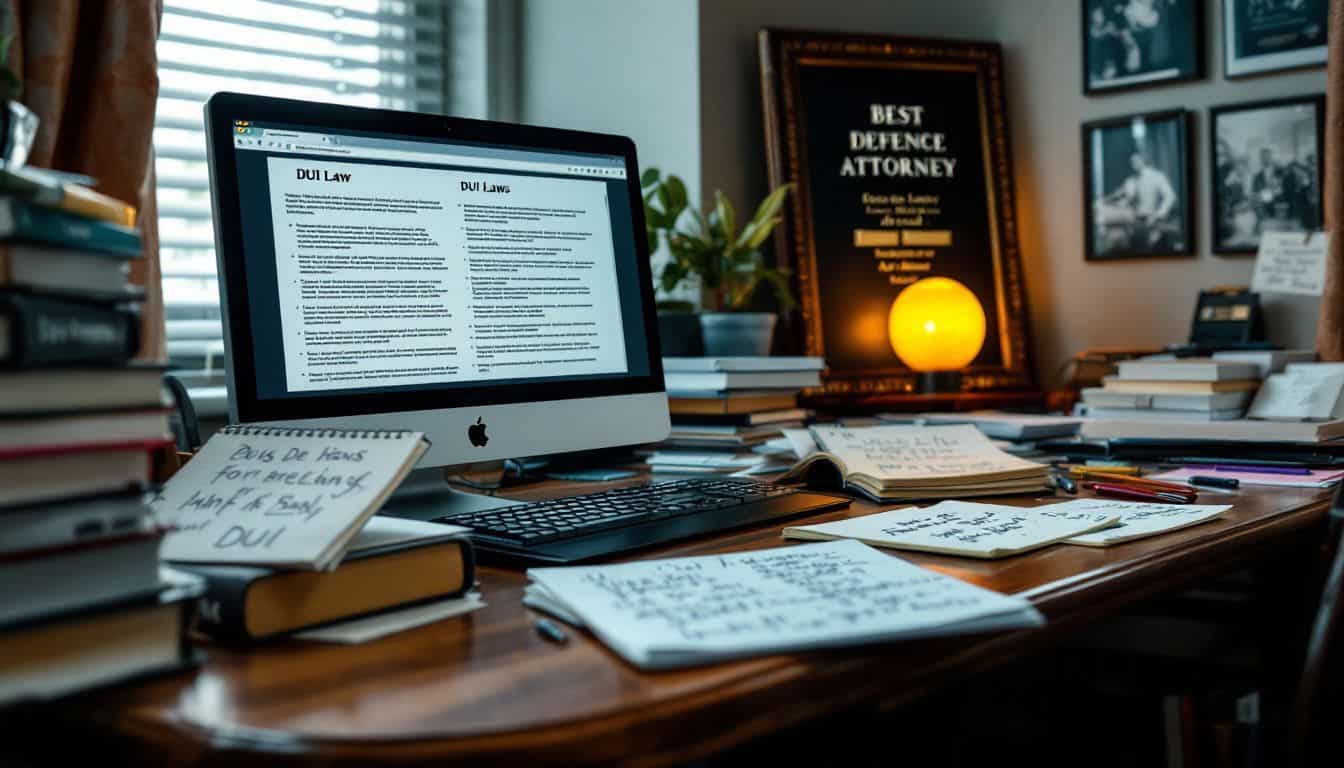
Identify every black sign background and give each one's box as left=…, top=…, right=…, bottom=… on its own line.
left=795, top=63, right=1004, bottom=373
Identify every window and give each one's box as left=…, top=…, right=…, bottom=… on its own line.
left=155, top=0, right=451, bottom=385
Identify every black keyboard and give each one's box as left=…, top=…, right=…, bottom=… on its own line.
left=433, top=478, right=851, bottom=566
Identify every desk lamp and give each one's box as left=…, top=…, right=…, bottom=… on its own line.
left=887, top=277, right=986, bottom=393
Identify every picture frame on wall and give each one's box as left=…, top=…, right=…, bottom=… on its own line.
left=1083, top=0, right=1204, bottom=94
left=1223, top=0, right=1328, bottom=77
left=758, top=29, right=1035, bottom=398
left=1082, top=110, right=1194, bottom=260
left=1210, top=94, right=1325, bottom=254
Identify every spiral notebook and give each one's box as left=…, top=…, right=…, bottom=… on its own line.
left=152, top=425, right=430, bottom=571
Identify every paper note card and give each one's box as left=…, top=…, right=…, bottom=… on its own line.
left=153, top=426, right=428, bottom=570
left=1046, top=499, right=1230, bottom=547
left=1250, top=231, right=1329, bottom=296
left=809, top=424, right=1040, bottom=482
left=783, top=501, right=1118, bottom=559
left=525, top=539, right=1043, bottom=669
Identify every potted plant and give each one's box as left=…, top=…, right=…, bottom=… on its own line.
left=641, top=168, right=795, bottom=356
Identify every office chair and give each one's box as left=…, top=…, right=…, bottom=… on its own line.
left=1288, top=485, right=1344, bottom=764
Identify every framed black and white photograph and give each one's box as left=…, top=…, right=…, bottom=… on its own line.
left=1211, top=95, right=1324, bottom=253
left=1224, top=0, right=1328, bottom=77
left=1083, top=110, right=1194, bottom=260
left=1083, top=0, right=1204, bottom=94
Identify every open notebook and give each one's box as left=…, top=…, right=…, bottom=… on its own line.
left=776, top=424, right=1050, bottom=501
left=524, top=539, right=1043, bottom=669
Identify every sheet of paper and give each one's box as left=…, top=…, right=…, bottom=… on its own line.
left=1247, top=369, right=1344, bottom=421
left=1150, top=467, right=1344, bottom=489
left=808, top=424, right=1041, bottom=481
left=1250, top=231, right=1329, bottom=296
left=781, top=428, right=819, bottom=459
left=526, top=539, right=1042, bottom=669
left=296, top=594, right=485, bottom=644
left=153, top=429, right=426, bottom=570
left=783, top=501, right=1117, bottom=557
left=1045, top=499, right=1230, bottom=546
left=345, top=517, right=470, bottom=553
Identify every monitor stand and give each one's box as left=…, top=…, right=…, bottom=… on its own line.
left=378, top=466, right=523, bottom=522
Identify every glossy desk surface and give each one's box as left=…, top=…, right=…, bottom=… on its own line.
left=71, top=477, right=1331, bottom=766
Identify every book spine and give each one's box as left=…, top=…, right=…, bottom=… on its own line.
left=0, top=291, right=141, bottom=367
left=57, top=185, right=138, bottom=228
left=3, top=199, right=143, bottom=257
left=185, top=569, right=259, bottom=643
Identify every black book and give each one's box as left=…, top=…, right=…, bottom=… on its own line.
left=0, top=290, right=140, bottom=367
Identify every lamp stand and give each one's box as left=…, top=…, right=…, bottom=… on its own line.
left=916, top=371, right=962, bottom=394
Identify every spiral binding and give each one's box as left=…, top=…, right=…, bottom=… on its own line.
left=220, top=425, right=410, bottom=440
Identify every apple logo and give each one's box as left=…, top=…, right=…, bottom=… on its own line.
left=467, top=417, right=489, bottom=447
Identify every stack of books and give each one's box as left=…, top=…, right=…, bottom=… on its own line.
left=1080, top=356, right=1265, bottom=423
left=0, top=169, right=199, bottom=707
left=650, top=356, right=821, bottom=474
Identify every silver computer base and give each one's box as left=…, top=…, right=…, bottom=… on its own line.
left=378, top=466, right=523, bottom=521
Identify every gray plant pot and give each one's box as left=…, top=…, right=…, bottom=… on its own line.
left=699, top=312, right=776, bottom=357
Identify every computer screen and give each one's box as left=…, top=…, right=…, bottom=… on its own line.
left=225, top=120, right=651, bottom=401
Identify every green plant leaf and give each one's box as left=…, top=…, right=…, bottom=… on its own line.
left=757, top=268, right=798, bottom=310
left=714, top=190, right=737, bottom=246
left=640, top=167, right=661, bottom=188
left=743, top=216, right=782, bottom=249
left=646, top=227, right=658, bottom=256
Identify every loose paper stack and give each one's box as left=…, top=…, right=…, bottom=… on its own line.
left=524, top=539, right=1043, bottom=669
left=1044, top=498, right=1230, bottom=546
left=780, top=424, right=1051, bottom=501
left=782, top=501, right=1118, bottom=559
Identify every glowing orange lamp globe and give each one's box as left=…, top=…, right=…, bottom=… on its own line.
left=887, top=277, right=986, bottom=391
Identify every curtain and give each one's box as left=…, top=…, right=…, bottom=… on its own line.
left=7, top=0, right=164, bottom=359
left=1318, top=0, right=1344, bottom=359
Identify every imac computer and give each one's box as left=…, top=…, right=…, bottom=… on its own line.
left=204, top=93, right=847, bottom=564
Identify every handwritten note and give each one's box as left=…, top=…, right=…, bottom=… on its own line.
left=1046, top=498, right=1230, bottom=547
left=1251, top=231, right=1329, bottom=296
left=783, top=501, right=1118, bottom=558
left=525, top=539, right=1043, bottom=669
left=153, top=428, right=428, bottom=570
left=809, top=424, right=1044, bottom=484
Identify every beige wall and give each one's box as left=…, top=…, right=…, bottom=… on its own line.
left=697, top=0, right=1327, bottom=387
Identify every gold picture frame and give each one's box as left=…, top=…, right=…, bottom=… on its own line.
left=759, top=29, right=1035, bottom=397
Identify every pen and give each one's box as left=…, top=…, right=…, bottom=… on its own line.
left=1187, top=475, right=1240, bottom=490
left=1052, top=474, right=1077, bottom=494
left=1211, top=464, right=1312, bottom=476
left=1078, top=471, right=1194, bottom=494
left=534, top=618, right=569, bottom=645
left=1070, top=465, right=1141, bottom=478
left=1086, top=482, right=1196, bottom=504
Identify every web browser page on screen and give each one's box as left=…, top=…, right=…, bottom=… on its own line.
left=228, top=122, right=649, bottom=400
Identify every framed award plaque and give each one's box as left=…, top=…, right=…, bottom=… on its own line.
left=759, top=29, right=1035, bottom=398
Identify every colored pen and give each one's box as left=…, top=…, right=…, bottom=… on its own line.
left=1086, top=482, right=1195, bottom=504
left=1211, top=464, right=1312, bottom=476
left=534, top=618, right=569, bottom=645
left=1071, top=465, right=1141, bottom=477
left=1079, top=472, right=1194, bottom=494
left=1187, top=475, right=1239, bottom=490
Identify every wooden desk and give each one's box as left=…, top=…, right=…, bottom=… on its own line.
left=56, top=479, right=1331, bottom=766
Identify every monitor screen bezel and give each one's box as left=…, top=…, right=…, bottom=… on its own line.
left=204, top=92, right=665, bottom=424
